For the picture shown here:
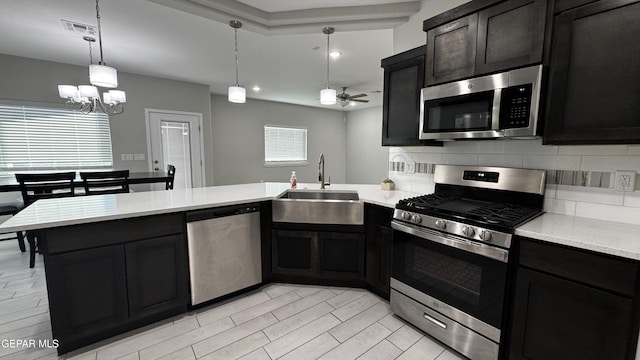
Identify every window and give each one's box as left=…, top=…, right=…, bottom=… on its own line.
left=264, top=125, right=308, bottom=165
left=0, top=105, right=113, bottom=171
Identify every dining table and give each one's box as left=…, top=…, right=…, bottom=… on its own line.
left=0, top=171, right=172, bottom=192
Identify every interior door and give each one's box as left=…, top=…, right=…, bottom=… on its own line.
left=146, top=109, right=204, bottom=189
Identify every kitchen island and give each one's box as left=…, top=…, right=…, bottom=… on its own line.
left=0, top=182, right=417, bottom=354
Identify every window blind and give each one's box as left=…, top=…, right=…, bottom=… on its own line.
left=264, top=125, right=307, bottom=164
left=0, top=105, right=113, bottom=171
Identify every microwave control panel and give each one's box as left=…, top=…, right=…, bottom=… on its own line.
left=499, top=84, right=533, bottom=129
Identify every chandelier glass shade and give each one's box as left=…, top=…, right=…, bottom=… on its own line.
left=89, top=64, right=118, bottom=88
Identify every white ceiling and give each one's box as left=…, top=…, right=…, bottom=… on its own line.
left=0, top=0, right=422, bottom=110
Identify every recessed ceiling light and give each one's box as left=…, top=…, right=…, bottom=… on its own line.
left=252, top=86, right=261, bottom=92
left=329, top=51, right=342, bottom=58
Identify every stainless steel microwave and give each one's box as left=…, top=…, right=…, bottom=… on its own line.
left=419, top=65, right=544, bottom=140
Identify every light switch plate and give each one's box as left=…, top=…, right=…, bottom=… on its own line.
left=134, top=153, right=145, bottom=161
left=121, top=154, right=133, bottom=161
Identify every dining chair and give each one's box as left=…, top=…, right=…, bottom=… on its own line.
left=15, top=172, right=77, bottom=268
left=166, top=165, right=176, bottom=190
left=79, top=170, right=130, bottom=195
left=0, top=203, right=25, bottom=253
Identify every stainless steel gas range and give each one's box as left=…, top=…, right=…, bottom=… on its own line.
left=390, top=165, right=546, bottom=360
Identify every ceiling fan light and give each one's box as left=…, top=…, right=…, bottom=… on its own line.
left=58, top=85, right=78, bottom=99
left=228, top=86, right=246, bottom=103
left=89, top=64, right=118, bottom=88
left=320, top=88, right=336, bottom=105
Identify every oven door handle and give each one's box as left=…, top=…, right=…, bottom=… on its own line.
left=391, top=221, right=509, bottom=263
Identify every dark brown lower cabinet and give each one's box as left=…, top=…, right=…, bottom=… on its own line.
left=364, top=204, right=394, bottom=299
left=46, top=245, right=129, bottom=352
left=126, top=235, right=188, bottom=319
left=41, top=214, right=188, bottom=355
left=508, top=238, right=640, bottom=360
left=272, top=228, right=364, bottom=281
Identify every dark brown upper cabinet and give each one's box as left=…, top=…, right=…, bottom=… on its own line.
left=424, top=0, right=548, bottom=86
left=381, top=46, right=441, bottom=146
left=543, top=0, right=640, bottom=144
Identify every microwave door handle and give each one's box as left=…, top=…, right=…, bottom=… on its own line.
left=491, top=88, right=502, bottom=131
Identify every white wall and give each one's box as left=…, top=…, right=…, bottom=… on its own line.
left=210, top=95, right=347, bottom=186
left=345, top=106, right=389, bottom=184
left=0, top=54, right=214, bottom=185
left=393, top=0, right=471, bottom=54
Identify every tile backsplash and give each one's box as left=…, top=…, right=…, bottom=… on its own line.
left=388, top=139, right=640, bottom=226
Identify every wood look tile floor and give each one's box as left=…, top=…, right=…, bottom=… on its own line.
left=0, top=240, right=466, bottom=360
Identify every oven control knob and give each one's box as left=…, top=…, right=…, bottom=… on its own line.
left=479, top=230, right=492, bottom=242
left=435, top=219, right=446, bottom=230
left=411, top=214, right=422, bottom=224
left=401, top=212, right=412, bottom=221
left=462, top=226, right=475, bottom=237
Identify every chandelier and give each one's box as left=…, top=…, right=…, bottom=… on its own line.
left=320, top=27, right=336, bottom=105
left=57, top=0, right=126, bottom=115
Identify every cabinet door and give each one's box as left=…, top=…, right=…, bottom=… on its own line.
left=426, top=13, right=478, bottom=85
left=320, top=232, right=365, bottom=279
left=508, top=267, right=635, bottom=360
left=272, top=230, right=318, bottom=276
left=45, top=245, right=128, bottom=352
left=125, top=234, right=188, bottom=319
left=476, top=0, right=546, bottom=75
left=543, top=0, right=640, bottom=144
left=365, top=204, right=394, bottom=299
left=382, top=48, right=425, bottom=146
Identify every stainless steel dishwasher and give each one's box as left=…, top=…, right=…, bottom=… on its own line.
left=186, top=203, right=262, bottom=306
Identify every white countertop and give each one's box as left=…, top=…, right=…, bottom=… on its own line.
left=0, top=182, right=417, bottom=232
left=516, top=213, right=640, bottom=261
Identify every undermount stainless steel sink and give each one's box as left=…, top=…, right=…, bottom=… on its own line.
left=272, top=189, right=363, bottom=225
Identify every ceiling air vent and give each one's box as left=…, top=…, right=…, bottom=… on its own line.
left=61, top=19, right=97, bottom=36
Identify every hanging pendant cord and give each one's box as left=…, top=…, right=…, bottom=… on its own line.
left=326, top=31, right=330, bottom=89
left=234, top=26, right=240, bottom=86
left=95, top=0, right=105, bottom=65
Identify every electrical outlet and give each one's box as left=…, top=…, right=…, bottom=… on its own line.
left=614, top=171, right=636, bottom=192
left=121, top=154, right=133, bottom=161
left=405, top=162, right=416, bottom=174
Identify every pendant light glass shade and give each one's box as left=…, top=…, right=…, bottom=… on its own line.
left=79, top=85, right=99, bottom=98
left=228, top=86, right=246, bottom=103
left=320, top=88, right=336, bottom=105
left=89, top=64, right=118, bottom=88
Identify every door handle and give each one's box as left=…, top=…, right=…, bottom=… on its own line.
left=154, top=167, right=160, bottom=171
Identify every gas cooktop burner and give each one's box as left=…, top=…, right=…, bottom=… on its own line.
left=397, top=194, right=542, bottom=230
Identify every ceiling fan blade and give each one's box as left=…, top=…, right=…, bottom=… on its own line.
left=352, top=99, right=369, bottom=103
left=349, top=93, right=368, bottom=99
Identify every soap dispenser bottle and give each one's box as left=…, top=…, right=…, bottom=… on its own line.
left=290, top=171, right=297, bottom=189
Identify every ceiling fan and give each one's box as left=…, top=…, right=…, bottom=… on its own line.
left=336, top=87, right=369, bottom=107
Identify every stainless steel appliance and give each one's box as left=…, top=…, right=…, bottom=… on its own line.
left=390, top=165, right=546, bottom=360
left=419, top=65, right=544, bottom=140
left=186, top=204, right=262, bottom=306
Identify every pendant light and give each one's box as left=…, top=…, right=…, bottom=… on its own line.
left=228, top=20, right=246, bottom=103
left=320, top=27, right=336, bottom=105
left=90, top=0, right=118, bottom=88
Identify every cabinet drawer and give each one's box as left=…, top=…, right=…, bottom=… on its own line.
left=45, top=213, right=184, bottom=254
left=518, top=238, right=638, bottom=296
